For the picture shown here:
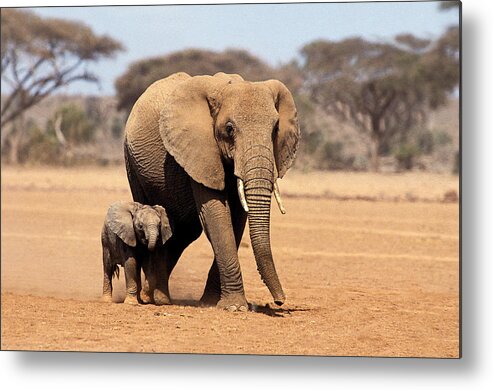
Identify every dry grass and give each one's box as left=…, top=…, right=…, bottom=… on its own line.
left=282, top=171, right=459, bottom=202
left=1, top=166, right=459, bottom=202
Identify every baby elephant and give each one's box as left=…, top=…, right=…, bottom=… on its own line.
left=101, top=201, right=172, bottom=305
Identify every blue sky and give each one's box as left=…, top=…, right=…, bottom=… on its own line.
left=31, top=2, right=459, bottom=95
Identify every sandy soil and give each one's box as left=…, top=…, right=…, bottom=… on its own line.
left=1, top=167, right=459, bottom=357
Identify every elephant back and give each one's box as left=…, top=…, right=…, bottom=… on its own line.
left=125, top=72, right=191, bottom=150
left=124, top=72, right=191, bottom=187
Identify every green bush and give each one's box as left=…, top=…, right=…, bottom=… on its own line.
left=453, top=150, right=460, bottom=174
left=393, top=143, right=420, bottom=171
left=434, top=131, right=452, bottom=146
left=378, top=138, right=393, bottom=156
left=320, top=141, right=354, bottom=170
left=305, top=131, right=323, bottom=154
left=19, top=104, right=96, bottom=165
left=46, top=104, right=96, bottom=144
left=417, top=130, right=434, bottom=155
left=111, top=117, right=125, bottom=139
left=21, top=125, right=62, bottom=165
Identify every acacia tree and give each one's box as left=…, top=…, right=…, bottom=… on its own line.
left=301, top=31, right=459, bottom=171
left=115, top=48, right=276, bottom=113
left=1, top=9, right=123, bottom=162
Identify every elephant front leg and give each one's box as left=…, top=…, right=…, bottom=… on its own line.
left=200, top=186, right=247, bottom=307
left=140, top=254, right=154, bottom=304
left=192, top=181, right=248, bottom=312
left=123, top=256, right=141, bottom=305
left=140, top=274, right=154, bottom=304
left=151, top=254, right=171, bottom=306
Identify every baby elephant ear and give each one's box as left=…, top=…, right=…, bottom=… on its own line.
left=153, top=205, right=173, bottom=245
left=107, top=202, right=138, bottom=247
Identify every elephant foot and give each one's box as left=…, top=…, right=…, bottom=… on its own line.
left=199, top=291, right=221, bottom=307
left=101, top=294, right=113, bottom=303
left=124, top=295, right=139, bottom=305
left=140, top=289, right=154, bottom=304
left=217, top=293, right=248, bottom=312
left=153, top=290, right=171, bottom=306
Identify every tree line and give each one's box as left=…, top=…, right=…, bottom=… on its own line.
left=1, top=7, right=459, bottom=172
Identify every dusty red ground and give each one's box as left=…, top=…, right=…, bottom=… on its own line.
left=1, top=168, right=459, bottom=356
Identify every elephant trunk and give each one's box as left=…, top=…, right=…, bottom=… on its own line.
left=242, top=148, right=285, bottom=305
left=146, top=224, right=159, bottom=251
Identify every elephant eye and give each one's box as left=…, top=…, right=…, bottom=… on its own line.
left=225, top=122, right=235, bottom=137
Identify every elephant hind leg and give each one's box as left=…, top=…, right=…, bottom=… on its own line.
left=102, top=273, right=113, bottom=303
left=102, top=247, right=115, bottom=303
left=148, top=245, right=178, bottom=306
left=140, top=246, right=172, bottom=306
left=142, top=226, right=201, bottom=306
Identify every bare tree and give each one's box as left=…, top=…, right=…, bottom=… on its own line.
left=1, top=9, right=123, bottom=162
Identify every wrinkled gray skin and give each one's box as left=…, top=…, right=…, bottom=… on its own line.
left=124, top=72, right=300, bottom=311
left=101, top=201, right=172, bottom=304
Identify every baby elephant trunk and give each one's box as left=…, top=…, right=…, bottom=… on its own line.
left=146, top=224, right=159, bottom=251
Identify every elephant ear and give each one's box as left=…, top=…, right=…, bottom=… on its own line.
left=152, top=205, right=173, bottom=245
left=265, top=80, right=301, bottom=179
left=159, top=74, right=241, bottom=191
left=107, top=202, right=139, bottom=247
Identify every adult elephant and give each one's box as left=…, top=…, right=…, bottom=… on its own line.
left=124, top=72, right=300, bottom=311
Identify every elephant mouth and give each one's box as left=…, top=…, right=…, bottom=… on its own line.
left=236, top=177, right=286, bottom=214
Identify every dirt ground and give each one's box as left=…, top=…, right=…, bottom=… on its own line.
left=1, top=166, right=459, bottom=357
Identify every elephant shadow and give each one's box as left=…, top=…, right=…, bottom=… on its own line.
left=248, top=303, right=312, bottom=317
left=171, top=299, right=312, bottom=318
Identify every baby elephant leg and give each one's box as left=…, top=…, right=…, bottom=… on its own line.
left=102, top=273, right=113, bottom=302
left=123, top=256, right=141, bottom=305
left=140, top=255, right=154, bottom=304
left=102, top=246, right=113, bottom=303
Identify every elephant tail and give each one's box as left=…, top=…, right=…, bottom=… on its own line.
left=104, top=262, right=120, bottom=281
left=112, top=265, right=120, bottom=280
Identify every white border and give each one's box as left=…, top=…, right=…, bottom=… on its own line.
left=2, top=1, right=492, bottom=389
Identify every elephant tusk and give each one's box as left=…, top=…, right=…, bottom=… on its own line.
left=237, top=178, right=249, bottom=212
left=273, top=180, right=286, bottom=214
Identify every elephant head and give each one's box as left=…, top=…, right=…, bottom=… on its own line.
left=159, top=73, right=300, bottom=304
left=108, top=202, right=173, bottom=251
